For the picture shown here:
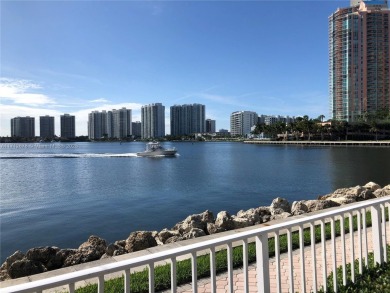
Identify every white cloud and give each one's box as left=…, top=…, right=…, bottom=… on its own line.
left=0, top=78, right=55, bottom=105
left=89, top=98, right=110, bottom=103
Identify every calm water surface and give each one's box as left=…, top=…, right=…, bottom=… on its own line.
left=1, top=142, right=389, bottom=262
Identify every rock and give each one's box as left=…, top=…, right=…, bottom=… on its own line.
left=8, top=259, right=47, bottom=279
left=236, top=208, right=260, bottom=225
left=364, top=182, right=381, bottom=192
left=327, top=197, right=356, bottom=205
left=182, top=228, right=206, bottom=240
left=304, top=199, right=340, bottom=212
left=0, top=269, right=10, bottom=281
left=125, top=231, right=158, bottom=253
left=0, top=251, right=25, bottom=281
left=2, top=250, right=25, bottom=270
left=320, top=185, right=375, bottom=202
left=270, top=197, right=291, bottom=215
left=214, top=211, right=234, bottom=231
left=26, top=246, right=60, bottom=265
left=165, top=235, right=184, bottom=244
left=291, top=201, right=309, bottom=215
left=172, top=210, right=214, bottom=234
left=114, top=240, right=126, bottom=248
left=157, top=229, right=181, bottom=244
left=78, top=235, right=107, bottom=256
left=374, top=187, right=390, bottom=197
left=105, top=243, right=126, bottom=257
left=271, top=212, right=292, bottom=221
left=62, top=236, right=109, bottom=267
left=26, top=246, right=65, bottom=271
left=232, top=216, right=251, bottom=229
left=63, top=248, right=102, bottom=267
left=206, top=222, right=225, bottom=235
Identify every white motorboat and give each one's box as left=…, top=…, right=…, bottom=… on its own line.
left=136, top=142, right=177, bottom=157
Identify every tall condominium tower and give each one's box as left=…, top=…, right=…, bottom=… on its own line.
left=60, top=114, right=75, bottom=138
left=170, top=104, right=206, bottom=136
left=39, top=115, right=55, bottom=139
left=132, top=121, right=142, bottom=138
left=206, top=119, right=216, bottom=133
left=11, top=116, right=35, bottom=138
left=141, top=103, right=165, bottom=139
left=112, top=108, right=132, bottom=139
left=88, top=111, right=108, bottom=139
left=88, top=108, right=132, bottom=139
left=230, top=111, right=258, bottom=136
left=329, top=0, right=390, bottom=122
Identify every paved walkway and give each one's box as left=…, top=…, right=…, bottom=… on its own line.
left=164, top=225, right=389, bottom=293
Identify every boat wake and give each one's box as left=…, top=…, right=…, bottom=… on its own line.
left=0, top=153, right=139, bottom=159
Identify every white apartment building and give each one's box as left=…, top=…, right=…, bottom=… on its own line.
left=230, top=111, right=258, bottom=136
left=141, top=103, right=165, bottom=139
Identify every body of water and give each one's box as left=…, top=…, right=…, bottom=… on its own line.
left=1, top=142, right=389, bottom=262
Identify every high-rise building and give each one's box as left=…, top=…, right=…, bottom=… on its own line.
left=112, top=108, right=132, bottom=139
left=88, top=111, right=107, bottom=140
left=141, top=103, right=165, bottom=139
left=60, top=114, right=75, bottom=138
left=230, top=111, right=258, bottom=136
left=39, top=116, right=55, bottom=139
left=329, top=0, right=390, bottom=122
left=11, top=116, right=35, bottom=138
left=170, top=104, right=206, bottom=136
left=132, top=121, right=141, bottom=138
left=88, top=108, right=132, bottom=139
left=206, top=119, right=216, bottom=133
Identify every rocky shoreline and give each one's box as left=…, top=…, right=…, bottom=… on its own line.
left=1, top=182, right=389, bottom=281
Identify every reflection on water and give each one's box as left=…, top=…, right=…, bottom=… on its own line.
left=329, top=147, right=390, bottom=189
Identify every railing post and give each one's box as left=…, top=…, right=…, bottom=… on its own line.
left=371, top=204, right=384, bottom=265
left=256, top=233, right=270, bottom=293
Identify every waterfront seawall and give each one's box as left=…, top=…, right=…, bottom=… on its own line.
left=244, top=140, right=390, bottom=146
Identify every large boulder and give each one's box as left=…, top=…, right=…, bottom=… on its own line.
left=0, top=250, right=25, bottom=281
left=206, top=222, right=226, bottom=235
left=291, top=201, right=309, bottom=216
left=231, top=216, right=251, bottom=229
left=270, top=197, right=291, bottom=215
left=63, top=236, right=108, bottom=266
left=320, top=185, right=375, bottom=202
left=165, top=235, right=184, bottom=244
left=125, top=231, right=158, bottom=253
left=214, top=211, right=234, bottom=231
left=304, top=199, right=340, bottom=212
left=8, top=259, right=47, bottom=279
left=364, top=182, right=381, bottom=192
left=374, top=185, right=390, bottom=197
left=236, top=208, right=261, bottom=225
left=26, top=246, right=63, bottom=271
left=63, top=248, right=101, bottom=267
left=26, top=247, right=59, bottom=263
left=105, top=243, right=126, bottom=257
left=78, top=235, right=107, bottom=256
left=182, top=228, right=206, bottom=240
left=172, top=210, right=214, bottom=234
left=157, top=229, right=181, bottom=244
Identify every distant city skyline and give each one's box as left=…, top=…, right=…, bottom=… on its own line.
left=1, top=1, right=352, bottom=136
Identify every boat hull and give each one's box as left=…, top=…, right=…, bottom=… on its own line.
left=136, top=149, right=177, bottom=157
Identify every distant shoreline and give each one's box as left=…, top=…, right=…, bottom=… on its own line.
left=244, top=140, right=390, bottom=147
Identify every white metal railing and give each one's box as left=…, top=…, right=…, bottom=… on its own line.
left=2, top=196, right=390, bottom=293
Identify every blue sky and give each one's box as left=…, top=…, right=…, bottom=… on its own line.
left=1, top=0, right=348, bottom=136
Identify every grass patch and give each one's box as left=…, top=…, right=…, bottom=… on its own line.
left=75, top=210, right=378, bottom=293
left=319, top=246, right=390, bottom=293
